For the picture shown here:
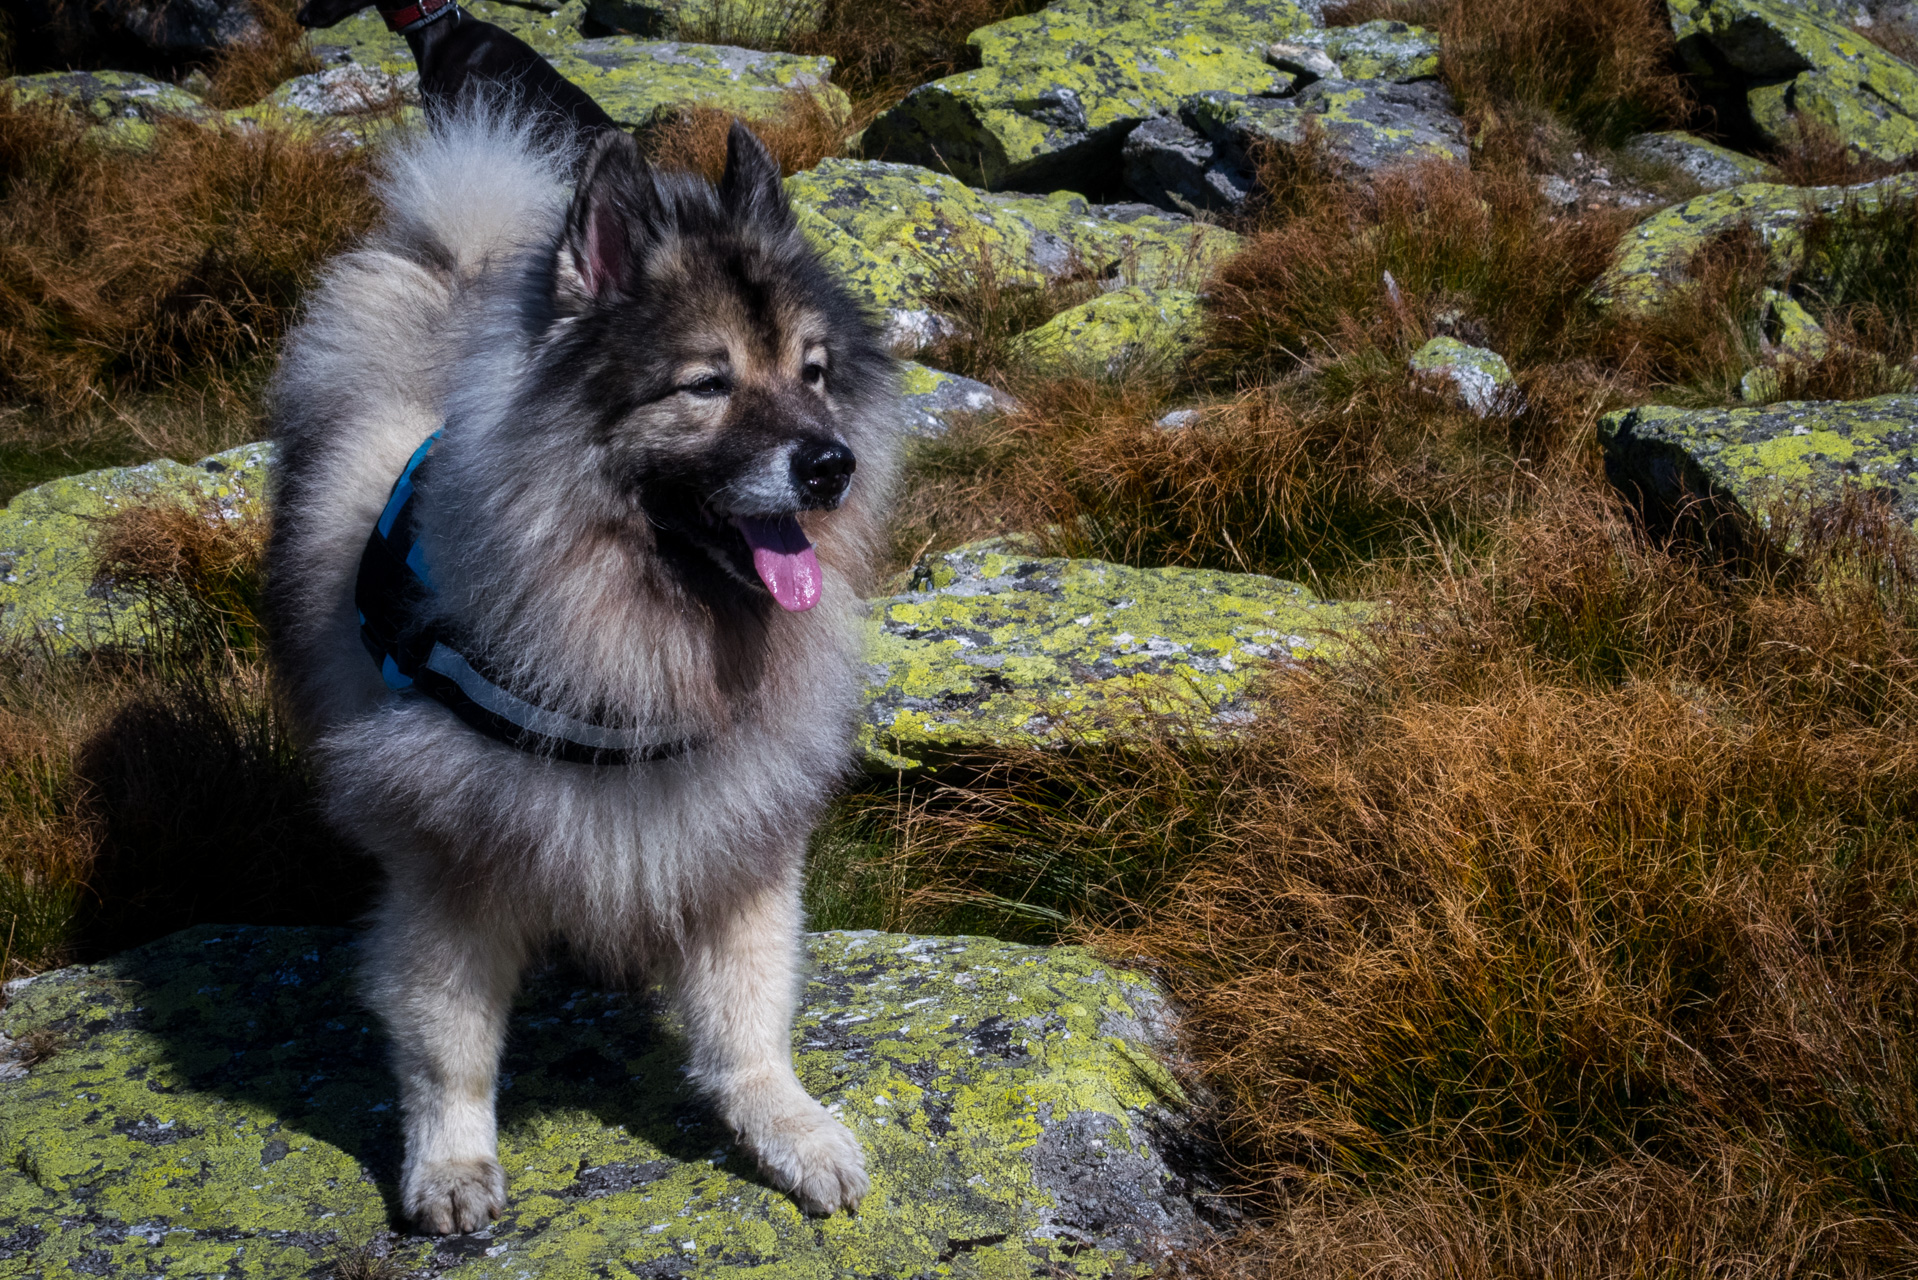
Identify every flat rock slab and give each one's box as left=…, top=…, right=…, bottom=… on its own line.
left=1597, top=173, right=1918, bottom=311
left=1008, top=286, right=1203, bottom=376
left=0, top=442, right=271, bottom=653
left=0, top=925, right=1204, bottom=1278
left=860, top=542, right=1372, bottom=770
left=860, top=0, right=1313, bottom=192
left=1600, top=393, right=1918, bottom=532
left=1622, top=130, right=1779, bottom=190
left=545, top=38, right=849, bottom=129
left=1670, top=0, right=1918, bottom=163
left=1126, top=80, right=1465, bottom=212
left=787, top=159, right=1236, bottom=351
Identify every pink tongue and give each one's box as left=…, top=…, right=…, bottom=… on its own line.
left=733, top=515, right=822, bottom=612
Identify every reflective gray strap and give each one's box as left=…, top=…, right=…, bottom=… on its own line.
left=423, top=642, right=692, bottom=754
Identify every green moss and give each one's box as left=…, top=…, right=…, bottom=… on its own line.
left=1599, top=393, right=1918, bottom=531
left=859, top=0, right=1313, bottom=190
left=860, top=541, right=1374, bottom=770
left=0, top=443, right=273, bottom=652
left=1598, top=173, right=1918, bottom=311
left=787, top=159, right=1237, bottom=347
left=1007, top=285, right=1202, bottom=376
left=0, top=924, right=1197, bottom=1277
left=1669, top=0, right=1918, bottom=162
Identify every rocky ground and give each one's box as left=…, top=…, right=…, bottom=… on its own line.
left=7, top=0, right=1918, bottom=1275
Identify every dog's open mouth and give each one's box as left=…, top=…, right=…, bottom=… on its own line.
left=730, top=514, right=820, bottom=612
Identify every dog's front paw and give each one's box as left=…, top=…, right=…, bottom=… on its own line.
left=745, top=1101, right=869, bottom=1215
left=403, top=1156, right=507, bottom=1234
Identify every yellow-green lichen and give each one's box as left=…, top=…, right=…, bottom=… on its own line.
left=859, top=0, right=1312, bottom=190
left=1007, top=285, right=1202, bottom=376
left=0, top=925, right=1200, bottom=1277
left=1599, top=393, right=1918, bottom=532
left=1296, top=20, right=1440, bottom=82
left=898, top=361, right=1014, bottom=437
left=1669, top=0, right=1918, bottom=163
left=0, top=443, right=275, bottom=653
left=5, top=69, right=212, bottom=147
left=860, top=540, right=1374, bottom=770
left=545, top=37, right=848, bottom=130
left=1183, top=78, right=1467, bottom=180
left=1597, top=173, right=1918, bottom=311
left=787, top=159, right=1236, bottom=348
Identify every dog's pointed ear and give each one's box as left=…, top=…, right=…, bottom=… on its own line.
left=718, top=120, right=793, bottom=233
left=557, top=130, right=657, bottom=308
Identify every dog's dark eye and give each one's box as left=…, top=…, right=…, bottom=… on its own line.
left=802, top=362, right=826, bottom=387
left=682, top=374, right=730, bottom=397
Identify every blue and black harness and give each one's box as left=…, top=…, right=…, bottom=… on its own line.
left=355, top=431, right=693, bottom=765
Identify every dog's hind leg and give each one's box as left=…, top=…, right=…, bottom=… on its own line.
left=676, top=871, right=869, bottom=1215
left=364, top=867, right=528, bottom=1234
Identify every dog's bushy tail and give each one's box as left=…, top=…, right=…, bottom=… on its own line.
left=374, top=95, right=574, bottom=278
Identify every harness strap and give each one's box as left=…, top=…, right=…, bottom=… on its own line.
left=378, top=0, right=459, bottom=35
left=355, top=430, right=698, bottom=766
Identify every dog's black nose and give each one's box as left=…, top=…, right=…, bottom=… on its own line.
left=792, top=440, right=856, bottom=507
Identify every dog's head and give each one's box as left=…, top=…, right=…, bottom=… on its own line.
left=539, top=124, right=887, bottom=613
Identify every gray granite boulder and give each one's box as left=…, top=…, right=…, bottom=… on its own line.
left=0, top=924, right=1212, bottom=1276
left=1126, top=79, right=1468, bottom=213
left=1601, top=393, right=1918, bottom=534
left=1622, top=130, right=1782, bottom=188
left=899, top=363, right=1016, bottom=437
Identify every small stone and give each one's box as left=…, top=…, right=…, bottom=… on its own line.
left=1290, top=19, right=1442, bottom=82
left=1409, top=336, right=1520, bottom=417
left=1622, top=130, right=1780, bottom=189
left=1538, top=173, right=1582, bottom=208
left=1265, top=41, right=1341, bottom=83
left=898, top=362, right=1017, bottom=437
left=1157, top=408, right=1202, bottom=430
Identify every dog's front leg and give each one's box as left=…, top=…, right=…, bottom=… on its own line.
left=365, top=876, right=526, bottom=1234
left=676, top=872, right=869, bottom=1214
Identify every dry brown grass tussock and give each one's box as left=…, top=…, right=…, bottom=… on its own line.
left=1205, top=157, right=1629, bottom=384
left=862, top=482, right=1918, bottom=1272
left=204, top=0, right=321, bottom=109
left=643, top=86, right=860, bottom=181
left=0, top=92, right=376, bottom=416
left=1329, top=0, right=1692, bottom=147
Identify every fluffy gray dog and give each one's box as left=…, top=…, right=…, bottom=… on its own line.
left=266, top=105, right=897, bottom=1234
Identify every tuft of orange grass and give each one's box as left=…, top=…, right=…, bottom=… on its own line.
left=204, top=0, right=321, bottom=109
left=0, top=91, right=376, bottom=416
left=1328, top=0, right=1693, bottom=146
left=860, top=480, right=1918, bottom=1275
left=642, top=86, right=857, bottom=181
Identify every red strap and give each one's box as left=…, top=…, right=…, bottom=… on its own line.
left=379, top=0, right=458, bottom=33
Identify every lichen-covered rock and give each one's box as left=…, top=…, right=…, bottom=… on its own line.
left=93, top=0, right=262, bottom=55
left=1600, top=393, right=1918, bottom=532
left=298, top=6, right=845, bottom=128
left=860, top=541, right=1372, bottom=769
left=1622, top=129, right=1781, bottom=189
left=586, top=0, right=822, bottom=39
left=899, top=362, right=1016, bottom=437
left=5, top=70, right=212, bottom=145
left=1129, top=78, right=1465, bottom=212
left=1669, top=0, right=1918, bottom=162
left=1010, top=286, right=1204, bottom=376
left=0, top=923, right=1208, bottom=1278
left=545, top=38, right=849, bottom=128
left=259, top=64, right=421, bottom=117
left=0, top=443, right=272, bottom=652
left=787, top=159, right=1236, bottom=350
left=860, top=0, right=1314, bottom=192
left=1287, top=19, right=1441, bottom=82
left=1410, top=336, right=1518, bottom=417
left=1598, top=173, right=1918, bottom=310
